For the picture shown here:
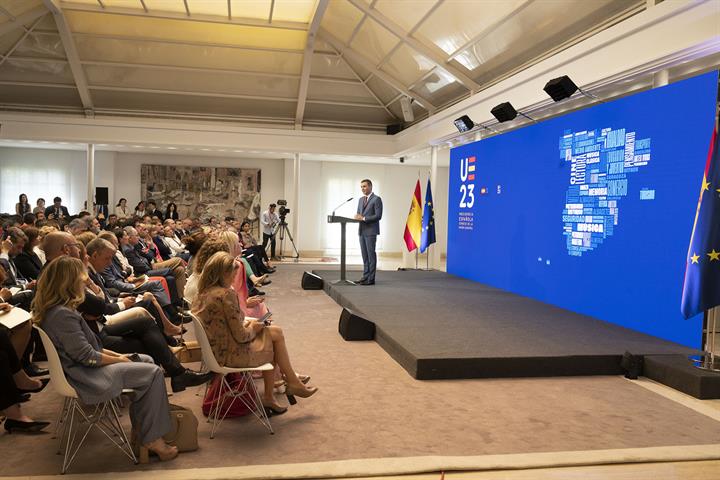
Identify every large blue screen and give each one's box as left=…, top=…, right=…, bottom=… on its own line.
left=448, top=71, right=718, bottom=348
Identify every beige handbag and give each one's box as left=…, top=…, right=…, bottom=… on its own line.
left=164, top=403, right=199, bottom=452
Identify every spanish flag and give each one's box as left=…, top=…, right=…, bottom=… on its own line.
left=403, top=180, right=422, bottom=251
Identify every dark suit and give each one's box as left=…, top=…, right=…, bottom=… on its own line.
left=44, top=205, right=70, bottom=219
left=0, top=256, right=27, bottom=287
left=356, top=193, right=383, bottom=283
left=13, top=251, right=42, bottom=281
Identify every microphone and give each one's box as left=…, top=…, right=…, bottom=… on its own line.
left=332, top=197, right=354, bottom=217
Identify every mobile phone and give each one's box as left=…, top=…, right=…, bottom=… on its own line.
left=127, top=353, right=141, bottom=362
left=260, top=311, right=272, bottom=326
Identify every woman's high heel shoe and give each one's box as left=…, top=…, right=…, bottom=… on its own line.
left=18, top=377, right=50, bottom=394
left=261, top=399, right=288, bottom=416
left=139, top=439, right=178, bottom=464
left=285, top=384, right=318, bottom=406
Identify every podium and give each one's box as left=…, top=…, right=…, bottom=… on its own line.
left=327, top=214, right=360, bottom=285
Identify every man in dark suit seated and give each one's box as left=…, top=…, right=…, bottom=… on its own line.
left=44, top=197, right=70, bottom=220
left=354, top=179, right=383, bottom=285
left=0, top=227, right=33, bottom=289
left=41, top=232, right=211, bottom=392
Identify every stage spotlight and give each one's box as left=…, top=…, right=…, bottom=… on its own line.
left=544, top=75, right=579, bottom=102
left=490, top=102, right=518, bottom=123
left=453, top=115, right=474, bottom=132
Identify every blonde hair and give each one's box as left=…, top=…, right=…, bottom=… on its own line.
left=218, top=231, right=240, bottom=257
left=194, top=238, right=230, bottom=274
left=197, top=252, right=237, bottom=294
left=32, top=256, right=87, bottom=324
left=75, top=231, right=97, bottom=246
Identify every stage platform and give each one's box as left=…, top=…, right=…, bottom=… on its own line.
left=313, top=269, right=700, bottom=381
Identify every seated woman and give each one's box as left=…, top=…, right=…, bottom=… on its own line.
left=239, top=221, right=274, bottom=272
left=14, top=227, right=43, bottom=281
left=0, top=302, right=50, bottom=433
left=185, top=238, right=267, bottom=319
left=192, top=252, right=317, bottom=414
left=32, top=256, right=178, bottom=462
left=219, top=231, right=270, bottom=288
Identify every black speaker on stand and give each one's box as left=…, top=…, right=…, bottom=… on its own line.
left=301, top=271, right=323, bottom=290
left=95, top=187, right=109, bottom=206
left=338, top=308, right=375, bottom=341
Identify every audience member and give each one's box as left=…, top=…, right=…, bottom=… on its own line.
left=146, top=201, right=164, bottom=221
left=0, top=304, right=50, bottom=434
left=32, top=257, right=178, bottom=461
left=21, top=213, right=36, bottom=228
left=14, top=227, right=42, bottom=281
left=15, top=194, right=31, bottom=216
left=1, top=228, right=32, bottom=288
left=193, top=252, right=316, bottom=414
left=165, top=202, right=179, bottom=221
left=44, top=197, right=69, bottom=220
left=115, top=198, right=130, bottom=219
left=134, top=201, right=146, bottom=218
left=32, top=198, right=45, bottom=215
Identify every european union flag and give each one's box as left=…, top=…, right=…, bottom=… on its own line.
left=420, top=178, right=436, bottom=253
left=681, top=128, right=720, bottom=319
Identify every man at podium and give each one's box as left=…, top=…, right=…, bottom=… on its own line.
left=354, top=179, right=383, bottom=285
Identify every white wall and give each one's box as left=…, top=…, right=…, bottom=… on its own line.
left=298, top=159, right=448, bottom=256
left=0, top=146, right=115, bottom=214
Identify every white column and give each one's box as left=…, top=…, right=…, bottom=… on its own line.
left=86, top=143, right=95, bottom=213
left=291, top=153, right=301, bottom=256
left=653, top=69, right=669, bottom=88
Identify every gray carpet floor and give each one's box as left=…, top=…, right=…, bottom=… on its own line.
left=1, top=265, right=719, bottom=476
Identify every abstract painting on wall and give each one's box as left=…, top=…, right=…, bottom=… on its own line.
left=140, top=164, right=261, bottom=222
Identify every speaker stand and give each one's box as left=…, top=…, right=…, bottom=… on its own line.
left=332, top=279, right=356, bottom=286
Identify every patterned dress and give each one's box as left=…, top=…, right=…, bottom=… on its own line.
left=192, top=286, right=273, bottom=368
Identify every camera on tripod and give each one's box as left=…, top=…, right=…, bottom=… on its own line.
left=277, top=199, right=290, bottom=223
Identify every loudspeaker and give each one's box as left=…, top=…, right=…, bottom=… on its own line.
left=400, top=96, right=414, bottom=122
left=490, top=102, right=518, bottom=123
left=544, top=75, right=579, bottom=102
left=386, top=123, right=403, bottom=135
left=453, top=115, right=474, bottom=132
left=301, top=271, right=323, bottom=290
left=95, top=187, right=109, bottom=205
left=620, top=351, right=644, bottom=379
left=338, top=308, right=375, bottom=341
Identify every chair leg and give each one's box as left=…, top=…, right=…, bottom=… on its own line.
left=246, top=373, right=274, bottom=434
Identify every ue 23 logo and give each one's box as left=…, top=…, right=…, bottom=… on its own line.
left=459, top=156, right=476, bottom=208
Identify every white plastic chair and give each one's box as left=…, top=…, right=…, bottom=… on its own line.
left=191, top=314, right=274, bottom=437
left=34, top=326, right=137, bottom=473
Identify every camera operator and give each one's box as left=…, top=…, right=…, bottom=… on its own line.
left=261, top=203, right=280, bottom=261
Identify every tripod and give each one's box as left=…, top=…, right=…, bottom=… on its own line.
left=272, top=220, right=300, bottom=261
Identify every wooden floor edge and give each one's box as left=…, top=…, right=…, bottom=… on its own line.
left=11, top=443, right=720, bottom=480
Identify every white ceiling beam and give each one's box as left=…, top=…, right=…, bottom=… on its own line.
left=43, top=0, right=94, bottom=115
left=319, top=28, right=436, bottom=113
left=80, top=58, right=365, bottom=85
left=59, top=2, right=309, bottom=31
left=447, top=0, right=535, bottom=61
left=295, top=0, right=329, bottom=128
left=0, top=80, right=76, bottom=88
left=88, top=84, right=384, bottom=109
left=65, top=31, right=340, bottom=57
left=0, top=16, right=46, bottom=68
left=347, top=0, right=479, bottom=92
left=327, top=44, right=398, bottom=120
left=0, top=5, right=48, bottom=37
